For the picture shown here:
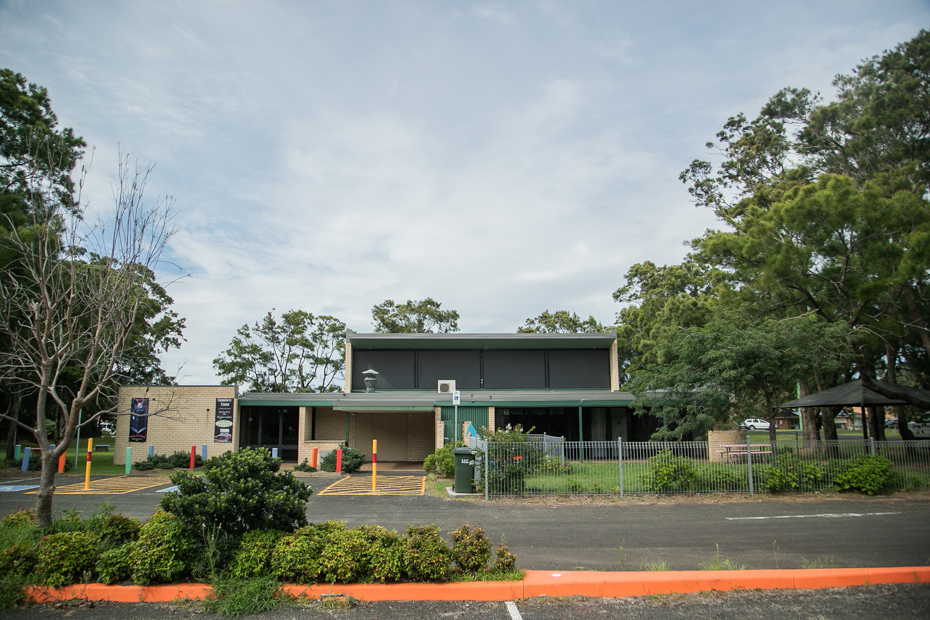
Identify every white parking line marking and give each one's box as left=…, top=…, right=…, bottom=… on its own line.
left=505, top=600, right=523, bottom=620
left=727, top=512, right=899, bottom=521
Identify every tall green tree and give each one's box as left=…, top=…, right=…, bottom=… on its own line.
left=613, top=259, right=721, bottom=384
left=679, top=31, right=930, bottom=421
left=517, top=310, right=605, bottom=334
left=629, top=315, right=851, bottom=440
left=214, top=309, right=346, bottom=393
left=371, top=298, right=459, bottom=333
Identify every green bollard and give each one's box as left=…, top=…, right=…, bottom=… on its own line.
left=14, top=445, right=21, bottom=461
left=125, top=447, right=132, bottom=475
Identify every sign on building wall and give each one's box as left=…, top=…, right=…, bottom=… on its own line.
left=214, top=398, right=234, bottom=442
left=129, top=397, right=149, bottom=442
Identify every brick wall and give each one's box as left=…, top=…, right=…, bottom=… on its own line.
left=114, top=386, right=237, bottom=465
left=407, top=412, right=434, bottom=461
left=434, top=407, right=444, bottom=451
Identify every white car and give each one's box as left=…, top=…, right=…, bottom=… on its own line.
left=741, top=418, right=771, bottom=431
left=908, top=415, right=930, bottom=438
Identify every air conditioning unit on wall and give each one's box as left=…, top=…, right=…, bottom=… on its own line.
left=438, top=380, right=456, bottom=394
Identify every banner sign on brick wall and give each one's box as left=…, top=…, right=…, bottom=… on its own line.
left=214, top=398, right=234, bottom=442
left=129, top=398, right=149, bottom=442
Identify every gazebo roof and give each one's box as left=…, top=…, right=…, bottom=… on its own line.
left=777, top=379, right=922, bottom=409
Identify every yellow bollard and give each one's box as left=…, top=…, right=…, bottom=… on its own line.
left=372, top=439, right=377, bottom=493
left=83, top=439, right=93, bottom=490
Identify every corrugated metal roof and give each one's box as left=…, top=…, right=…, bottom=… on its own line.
left=346, top=331, right=617, bottom=350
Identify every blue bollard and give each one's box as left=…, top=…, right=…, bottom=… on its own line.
left=21, top=447, right=31, bottom=472
left=201, top=444, right=207, bottom=460
left=149, top=445, right=155, bottom=457
left=272, top=448, right=278, bottom=459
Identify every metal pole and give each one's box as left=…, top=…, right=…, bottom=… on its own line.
left=578, top=402, right=584, bottom=463
left=484, top=440, right=489, bottom=501
left=618, top=437, right=624, bottom=498
left=747, top=434, right=754, bottom=496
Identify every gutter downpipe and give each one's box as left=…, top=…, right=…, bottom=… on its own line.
left=578, top=400, right=585, bottom=463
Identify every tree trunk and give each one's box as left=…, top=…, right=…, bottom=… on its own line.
left=822, top=406, right=839, bottom=441
left=35, top=452, right=59, bottom=529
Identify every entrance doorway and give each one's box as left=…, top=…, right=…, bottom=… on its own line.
left=240, top=406, right=299, bottom=461
left=355, top=413, right=409, bottom=461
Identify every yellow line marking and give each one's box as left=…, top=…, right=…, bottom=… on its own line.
left=29, top=476, right=172, bottom=495
left=317, top=475, right=425, bottom=496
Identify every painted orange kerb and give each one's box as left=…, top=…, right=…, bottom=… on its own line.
left=26, top=567, right=930, bottom=604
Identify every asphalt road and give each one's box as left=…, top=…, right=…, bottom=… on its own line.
left=2, top=472, right=929, bottom=571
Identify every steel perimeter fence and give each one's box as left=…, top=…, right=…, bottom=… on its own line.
left=475, top=437, right=930, bottom=498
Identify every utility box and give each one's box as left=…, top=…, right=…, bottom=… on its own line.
left=453, top=447, right=478, bottom=493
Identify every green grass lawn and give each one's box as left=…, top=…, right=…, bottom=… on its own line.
left=6, top=439, right=130, bottom=476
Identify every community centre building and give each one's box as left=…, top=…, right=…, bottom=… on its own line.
left=114, top=331, right=657, bottom=465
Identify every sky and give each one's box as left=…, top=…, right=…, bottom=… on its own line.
left=1, top=1, right=927, bottom=385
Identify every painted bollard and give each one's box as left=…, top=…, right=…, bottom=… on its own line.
left=189, top=446, right=196, bottom=470
left=84, top=439, right=93, bottom=490
left=125, top=447, right=132, bottom=475
left=311, top=447, right=318, bottom=468
left=372, top=439, right=378, bottom=492
left=21, top=447, right=31, bottom=472
left=149, top=445, right=155, bottom=458
left=336, top=448, right=343, bottom=474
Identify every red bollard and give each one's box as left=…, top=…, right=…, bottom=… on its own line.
left=190, top=446, right=196, bottom=470
left=335, top=448, right=343, bottom=474
left=311, top=447, right=319, bottom=469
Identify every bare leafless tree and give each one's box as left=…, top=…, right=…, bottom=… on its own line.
left=0, top=139, right=180, bottom=527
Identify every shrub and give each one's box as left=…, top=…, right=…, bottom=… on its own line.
left=319, top=443, right=366, bottom=473
left=357, top=525, right=405, bottom=583
left=449, top=524, right=491, bottom=573
left=1, top=509, right=35, bottom=528
left=270, top=527, right=325, bottom=584
left=477, top=424, right=546, bottom=494
left=160, top=447, right=312, bottom=541
left=403, top=525, right=451, bottom=582
left=0, top=544, right=38, bottom=579
left=229, top=529, right=288, bottom=579
left=643, top=449, right=697, bottom=492
left=135, top=452, right=204, bottom=470
left=835, top=454, right=895, bottom=495
left=293, top=458, right=316, bottom=472
left=130, top=510, right=200, bottom=585
left=36, top=531, right=100, bottom=587
left=493, top=542, right=517, bottom=571
left=423, top=441, right=462, bottom=478
left=95, top=544, right=134, bottom=584
left=86, top=505, right=141, bottom=549
left=765, top=452, right=824, bottom=493
left=317, top=525, right=371, bottom=584
left=0, top=574, right=27, bottom=611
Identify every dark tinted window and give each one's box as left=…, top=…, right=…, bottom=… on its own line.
left=417, top=350, right=481, bottom=389
left=548, top=350, right=610, bottom=388
left=352, top=350, right=415, bottom=389
left=483, top=350, right=546, bottom=388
